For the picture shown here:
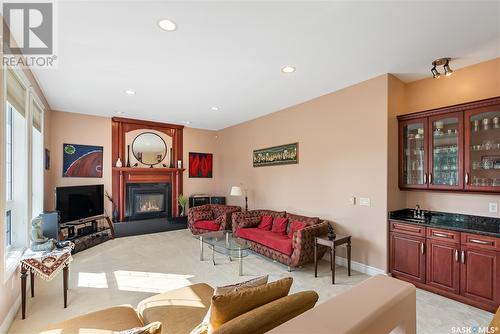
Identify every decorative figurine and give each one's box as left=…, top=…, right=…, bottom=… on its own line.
left=30, top=216, right=56, bottom=251
left=126, top=145, right=131, bottom=167
left=327, top=223, right=336, bottom=240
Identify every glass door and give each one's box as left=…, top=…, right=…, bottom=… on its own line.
left=429, top=112, right=463, bottom=189
left=400, top=118, right=428, bottom=189
left=465, top=107, right=500, bottom=191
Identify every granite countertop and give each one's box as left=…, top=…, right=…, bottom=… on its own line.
left=389, top=209, right=500, bottom=238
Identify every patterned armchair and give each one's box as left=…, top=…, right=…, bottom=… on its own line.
left=232, top=210, right=329, bottom=268
left=188, top=204, right=242, bottom=235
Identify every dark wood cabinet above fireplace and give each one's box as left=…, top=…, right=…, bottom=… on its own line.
left=111, top=117, right=185, bottom=221
left=398, top=96, right=500, bottom=193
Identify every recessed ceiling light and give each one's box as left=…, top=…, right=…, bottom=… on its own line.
left=124, top=89, right=136, bottom=95
left=186, top=121, right=192, bottom=125
left=281, top=66, right=296, bottom=73
left=211, top=106, right=219, bottom=111
left=158, top=19, right=177, bottom=31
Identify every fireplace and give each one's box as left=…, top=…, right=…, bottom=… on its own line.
left=126, top=183, right=171, bottom=220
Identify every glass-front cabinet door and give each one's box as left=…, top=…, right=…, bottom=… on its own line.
left=465, top=107, right=500, bottom=191
left=400, top=118, right=428, bottom=189
left=429, top=112, right=463, bottom=190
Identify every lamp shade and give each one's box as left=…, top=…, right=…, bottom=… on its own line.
left=230, top=186, right=242, bottom=196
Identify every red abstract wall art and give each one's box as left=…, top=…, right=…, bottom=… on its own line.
left=189, top=152, right=213, bottom=178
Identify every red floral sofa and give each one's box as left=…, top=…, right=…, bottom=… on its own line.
left=232, top=210, right=329, bottom=268
left=188, top=204, right=242, bottom=235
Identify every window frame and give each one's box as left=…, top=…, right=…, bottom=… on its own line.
left=2, top=66, right=45, bottom=281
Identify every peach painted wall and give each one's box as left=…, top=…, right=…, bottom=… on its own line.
left=401, top=58, right=500, bottom=217
left=183, top=127, right=218, bottom=198
left=45, top=111, right=218, bottom=215
left=387, top=75, right=407, bottom=212
left=46, top=111, right=113, bottom=215
left=216, top=75, right=390, bottom=271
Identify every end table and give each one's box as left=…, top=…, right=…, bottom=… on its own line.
left=314, top=234, right=351, bottom=284
left=20, top=244, right=73, bottom=319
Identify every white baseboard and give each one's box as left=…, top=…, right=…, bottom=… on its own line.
left=0, top=296, right=20, bottom=334
left=334, top=256, right=386, bottom=276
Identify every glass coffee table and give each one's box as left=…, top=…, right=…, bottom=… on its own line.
left=199, top=231, right=249, bottom=276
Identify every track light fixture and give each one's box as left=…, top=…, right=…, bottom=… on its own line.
left=443, top=59, right=453, bottom=76
left=431, top=58, right=453, bottom=79
left=431, top=66, right=440, bottom=79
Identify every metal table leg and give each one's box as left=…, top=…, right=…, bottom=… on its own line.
left=239, top=248, right=243, bottom=276
left=199, top=236, right=203, bottom=261
left=212, top=246, right=216, bottom=265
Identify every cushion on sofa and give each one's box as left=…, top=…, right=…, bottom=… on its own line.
left=209, top=277, right=293, bottom=333
left=237, top=228, right=293, bottom=255
left=285, top=213, right=319, bottom=226
left=193, top=210, right=214, bottom=222
left=194, top=220, right=220, bottom=231
left=118, top=321, right=162, bottom=334
left=138, top=283, right=214, bottom=334
left=271, top=217, right=288, bottom=235
left=191, top=276, right=270, bottom=334
left=287, top=221, right=308, bottom=238
left=238, top=216, right=261, bottom=228
left=258, top=215, right=273, bottom=230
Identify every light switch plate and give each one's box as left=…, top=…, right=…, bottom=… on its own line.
left=489, top=202, right=498, bottom=213
left=349, top=196, right=356, bottom=205
left=359, top=197, right=371, bottom=207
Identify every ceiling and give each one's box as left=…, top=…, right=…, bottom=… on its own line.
left=33, top=1, right=500, bottom=130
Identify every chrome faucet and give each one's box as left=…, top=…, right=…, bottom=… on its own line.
left=415, top=204, right=422, bottom=218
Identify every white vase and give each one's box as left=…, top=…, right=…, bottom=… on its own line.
left=116, top=158, right=123, bottom=168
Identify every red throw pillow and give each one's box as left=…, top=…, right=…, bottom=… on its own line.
left=271, top=217, right=288, bottom=235
left=288, top=221, right=307, bottom=238
left=258, top=216, right=273, bottom=230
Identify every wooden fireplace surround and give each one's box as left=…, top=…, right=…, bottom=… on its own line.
left=111, top=117, right=184, bottom=221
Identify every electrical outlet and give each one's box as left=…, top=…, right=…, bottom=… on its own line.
left=349, top=196, right=356, bottom=205
left=359, top=197, right=371, bottom=207
left=489, top=202, right=498, bottom=213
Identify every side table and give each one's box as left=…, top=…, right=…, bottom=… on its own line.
left=20, top=244, right=73, bottom=319
left=314, top=234, right=351, bottom=284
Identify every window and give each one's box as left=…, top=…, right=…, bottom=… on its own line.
left=3, top=68, right=45, bottom=276
left=31, top=99, right=44, bottom=219
left=5, top=105, right=13, bottom=250
left=5, top=211, right=12, bottom=248
left=2, top=68, right=45, bottom=263
left=5, top=106, right=12, bottom=202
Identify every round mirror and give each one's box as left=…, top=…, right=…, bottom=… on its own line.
left=131, top=132, right=167, bottom=166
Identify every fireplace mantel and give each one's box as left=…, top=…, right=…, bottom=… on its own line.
left=111, top=117, right=184, bottom=221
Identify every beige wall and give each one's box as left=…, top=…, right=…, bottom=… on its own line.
left=401, top=58, right=500, bottom=217
left=183, top=127, right=218, bottom=198
left=46, top=111, right=113, bottom=214
left=387, top=75, right=407, bottom=212
left=216, top=75, right=390, bottom=271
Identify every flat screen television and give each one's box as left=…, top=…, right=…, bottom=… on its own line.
left=56, top=185, right=104, bottom=224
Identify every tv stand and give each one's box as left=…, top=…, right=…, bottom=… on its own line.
left=59, top=215, right=115, bottom=253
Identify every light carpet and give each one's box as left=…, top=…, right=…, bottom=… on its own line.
left=8, top=229, right=493, bottom=334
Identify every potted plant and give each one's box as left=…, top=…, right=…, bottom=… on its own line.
left=105, top=191, right=119, bottom=223
left=178, top=194, right=188, bottom=216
